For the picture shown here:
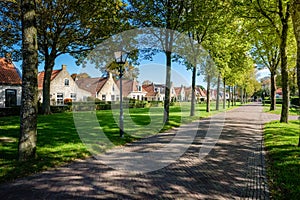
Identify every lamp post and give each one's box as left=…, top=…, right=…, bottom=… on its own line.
left=114, top=51, right=128, bottom=138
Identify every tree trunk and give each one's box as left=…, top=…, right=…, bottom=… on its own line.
left=216, top=73, right=220, bottom=111
left=190, top=65, right=196, bottom=116
left=206, top=74, right=211, bottom=112
left=223, top=78, right=226, bottom=109
left=279, top=9, right=290, bottom=123
left=291, top=0, right=300, bottom=146
left=232, top=85, right=235, bottom=106
left=270, top=71, right=277, bottom=111
left=41, top=56, right=55, bottom=114
left=292, top=0, right=300, bottom=101
left=164, top=51, right=171, bottom=123
left=228, top=86, right=231, bottom=108
left=241, top=87, right=244, bottom=104
left=18, top=0, right=38, bottom=161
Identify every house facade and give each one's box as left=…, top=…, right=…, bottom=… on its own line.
left=116, top=79, right=147, bottom=100
left=174, top=85, right=186, bottom=101
left=38, top=65, right=91, bottom=105
left=184, top=86, right=207, bottom=102
left=142, top=83, right=176, bottom=101
left=76, top=73, right=120, bottom=101
left=0, top=57, right=22, bottom=108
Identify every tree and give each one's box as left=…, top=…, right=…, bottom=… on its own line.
left=18, top=0, right=38, bottom=161
left=127, top=0, right=186, bottom=123
left=292, top=0, right=300, bottom=102
left=291, top=0, right=300, bottom=147
left=0, top=0, right=21, bottom=60
left=247, top=0, right=291, bottom=123
left=182, top=0, right=231, bottom=116
left=249, top=26, right=280, bottom=111
left=36, top=0, right=124, bottom=114
left=3, top=0, right=124, bottom=114
left=100, top=62, right=140, bottom=80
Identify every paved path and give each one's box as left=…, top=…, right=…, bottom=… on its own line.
left=0, top=103, right=298, bottom=199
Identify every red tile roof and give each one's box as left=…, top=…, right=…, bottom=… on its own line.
left=276, top=88, right=282, bottom=95
left=142, top=83, right=157, bottom=97
left=38, top=69, right=61, bottom=89
left=116, top=79, right=145, bottom=96
left=174, top=87, right=182, bottom=96
left=76, top=77, right=107, bottom=96
left=0, top=58, right=22, bottom=85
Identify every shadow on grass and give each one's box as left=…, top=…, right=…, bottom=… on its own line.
left=264, top=120, right=300, bottom=199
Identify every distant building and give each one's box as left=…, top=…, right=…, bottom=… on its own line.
left=174, top=85, right=186, bottom=101
left=116, top=79, right=147, bottom=100
left=0, top=57, right=22, bottom=108
left=142, top=83, right=176, bottom=101
left=38, top=65, right=91, bottom=105
left=76, top=73, right=120, bottom=101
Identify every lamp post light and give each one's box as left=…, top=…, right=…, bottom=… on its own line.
left=114, top=51, right=128, bottom=138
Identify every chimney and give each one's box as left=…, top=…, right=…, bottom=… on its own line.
left=62, top=64, right=67, bottom=71
left=5, top=52, right=12, bottom=63
left=109, top=72, right=113, bottom=79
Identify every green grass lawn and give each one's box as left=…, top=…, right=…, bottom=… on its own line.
left=0, top=101, right=242, bottom=183
left=263, top=103, right=299, bottom=116
left=264, top=120, right=300, bottom=199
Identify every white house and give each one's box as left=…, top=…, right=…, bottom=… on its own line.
left=38, top=65, right=91, bottom=105
left=116, top=79, right=147, bottom=100
left=76, top=73, right=120, bottom=101
left=0, top=57, right=22, bottom=108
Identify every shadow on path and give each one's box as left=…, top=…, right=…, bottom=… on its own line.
left=1, top=102, right=292, bottom=199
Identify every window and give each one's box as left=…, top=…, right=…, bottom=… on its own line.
left=111, top=95, right=115, bottom=101
left=102, top=94, right=106, bottom=101
left=112, top=85, right=115, bottom=91
left=132, top=95, right=136, bottom=99
left=64, top=79, right=69, bottom=86
left=137, top=95, right=140, bottom=100
left=70, top=93, right=76, bottom=101
left=57, top=93, right=64, bottom=105
left=138, top=86, right=142, bottom=91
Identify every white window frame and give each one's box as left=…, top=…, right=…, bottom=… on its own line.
left=57, top=93, right=64, bottom=105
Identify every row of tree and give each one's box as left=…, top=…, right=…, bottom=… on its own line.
left=1, top=0, right=299, bottom=160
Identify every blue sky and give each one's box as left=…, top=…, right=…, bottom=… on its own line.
left=14, top=52, right=207, bottom=87
left=13, top=52, right=269, bottom=87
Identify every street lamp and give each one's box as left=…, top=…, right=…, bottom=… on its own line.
left=114, top=51, right=128, bottom=138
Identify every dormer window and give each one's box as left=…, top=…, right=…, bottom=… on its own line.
left=64, top=79, right=69, bottom=86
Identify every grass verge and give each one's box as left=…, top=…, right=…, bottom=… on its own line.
left=0, top=101, right=243, bottom=183
left=263, top=104, right=299, bottom=116
left=264, top=120, right=300, bottom=199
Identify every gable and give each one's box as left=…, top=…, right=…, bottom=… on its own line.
left=76, top=77, right=107, bottom=96
left=38, top=69, right=61, bottom=89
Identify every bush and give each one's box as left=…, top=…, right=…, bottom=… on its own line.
left=264, top=98, right=283, bottom=105
left=50, top=105, right=72, bottom=113
left=291, top=97, right=300, bottom=106
left=64, top=98, right=72, bottom=105
left=0, top=107, right=20, bottom=117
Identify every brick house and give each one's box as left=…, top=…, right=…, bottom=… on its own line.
left=76, top=73, right=120, bottom=101
left=38, top=65, right=91, bottom=105
left=0, top=57, right=22, bottom=108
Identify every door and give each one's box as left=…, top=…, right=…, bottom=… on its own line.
left=5, top=89, right=17, bottom=107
